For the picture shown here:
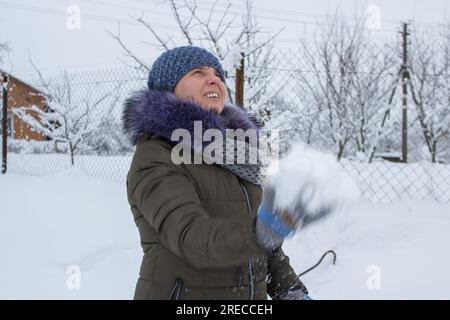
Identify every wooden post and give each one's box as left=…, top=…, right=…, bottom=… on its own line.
left=2, top=73, right=8, bottom=174
left=235, top=52, right=244, bottom=108
left=401, top=23, right=410, bottom=163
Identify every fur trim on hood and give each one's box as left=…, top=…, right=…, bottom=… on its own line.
left=122, top=89, right=261, bottom=146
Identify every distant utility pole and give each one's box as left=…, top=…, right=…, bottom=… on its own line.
left=400, top=22, right=410, bottom=163
left=2, top=73, right=8, bottom=174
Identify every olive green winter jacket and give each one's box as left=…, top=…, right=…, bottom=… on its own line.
left=123, top=89, right=306, bottom=300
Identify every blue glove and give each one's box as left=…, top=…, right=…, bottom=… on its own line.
left=255, top=185, right=303, bottom=251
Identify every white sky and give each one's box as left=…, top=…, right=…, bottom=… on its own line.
left=0, top=0, right=449, bottom=79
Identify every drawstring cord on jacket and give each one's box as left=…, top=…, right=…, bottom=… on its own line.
left=298, top=250, right=337, bottom=278
left=239, top=181, right=256, bottom=300
left=169, top=278, right=184, bottom=300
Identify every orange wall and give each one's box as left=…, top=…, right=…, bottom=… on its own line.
left=2, top=77, right=47, bottom=141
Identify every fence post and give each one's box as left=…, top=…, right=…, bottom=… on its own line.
left=401, top=22, right=410, bottom=163
left=235, top=52, right=244, bottom=108
left=2, top=73, right=8, bottom=174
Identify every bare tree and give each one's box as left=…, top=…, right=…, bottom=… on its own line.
left=408, top=25, right=450, bottom=163
left=350, top=46, right=399, bottom=163
left=85, top=109, right=134, bottom=156
left=108, top=0, right=282, bottom=111
left=12, top=61, right=123, bottom=165
left=294, top=15, right=397, bottom=160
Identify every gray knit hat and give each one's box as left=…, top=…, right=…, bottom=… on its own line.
left=147, top=46, right=226, bottom=92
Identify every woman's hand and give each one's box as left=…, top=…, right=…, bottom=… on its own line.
left=255, top=184, right=306, bottom=251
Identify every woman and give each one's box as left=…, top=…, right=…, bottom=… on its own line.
left=122, top=46, right=308, bottom=300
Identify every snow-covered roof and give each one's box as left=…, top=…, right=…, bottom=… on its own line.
left=0, top=68, right=44, bottom=94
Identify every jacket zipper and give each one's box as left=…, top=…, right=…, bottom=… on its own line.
left=239, top=181, right=255, bottom=301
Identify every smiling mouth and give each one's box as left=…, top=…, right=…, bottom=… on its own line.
left=204, top=92, right=220, bottom=99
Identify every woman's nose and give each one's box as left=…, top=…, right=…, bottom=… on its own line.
left=206, top=73, right=220, bottom=85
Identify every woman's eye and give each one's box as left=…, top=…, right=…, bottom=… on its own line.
left=193, top=70, right=202, bottom=75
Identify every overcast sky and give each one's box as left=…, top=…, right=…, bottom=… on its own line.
left=0, top=0, right=449, bottom=79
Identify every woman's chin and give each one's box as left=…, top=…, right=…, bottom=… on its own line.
left=200, top=103, right=223, bottom=114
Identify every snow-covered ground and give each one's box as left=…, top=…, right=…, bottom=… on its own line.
left=0, top=169, right=141, bottom=299
left=286, top=199, right=450, bottom=299
left=1, top=169, right=449, bottom=299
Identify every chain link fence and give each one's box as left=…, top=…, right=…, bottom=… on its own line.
left=2, top=28, right=449, bottom=203
left=3, top=67, right=144, bottom=183
left=251, top=39, right=449, bottom=203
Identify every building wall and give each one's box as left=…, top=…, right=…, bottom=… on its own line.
left=1, top=76, right=47, bottom=141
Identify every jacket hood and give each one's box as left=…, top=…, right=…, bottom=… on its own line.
left=122, top=88, right=261, bottom=146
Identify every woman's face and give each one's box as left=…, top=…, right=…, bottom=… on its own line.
left=173, top=66, right=226, bottom=114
